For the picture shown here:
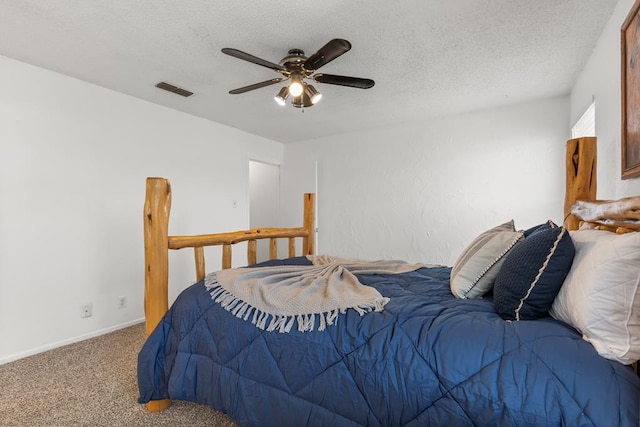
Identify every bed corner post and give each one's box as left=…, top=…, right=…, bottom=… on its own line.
left=143, top=177, right=173, bottom=412
left=303, top=193, right=315, bottom=255
left=144, top=177, right=171, bottom=337
left=564, top=137, right=597, bottom=230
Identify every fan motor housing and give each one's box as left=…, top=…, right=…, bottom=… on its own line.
left=280, top=49, right=307, bottom=69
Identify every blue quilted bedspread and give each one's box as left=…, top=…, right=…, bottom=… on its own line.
left=138, top=258, right=640, bottom=426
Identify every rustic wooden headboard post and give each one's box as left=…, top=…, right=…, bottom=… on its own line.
left=564, top=137, right=597, bottom=230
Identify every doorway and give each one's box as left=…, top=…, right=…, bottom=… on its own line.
left=249, top=160, right=281, bottom=263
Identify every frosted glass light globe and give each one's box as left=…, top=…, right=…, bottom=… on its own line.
left=289, top=81, right=303, bottom=97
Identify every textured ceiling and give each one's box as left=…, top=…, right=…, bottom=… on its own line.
left=0, top=0, right=618, bottom=143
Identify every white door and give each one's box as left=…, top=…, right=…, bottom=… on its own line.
left=249, top=160, right=280, bottom=263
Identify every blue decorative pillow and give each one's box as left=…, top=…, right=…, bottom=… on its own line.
left=522, top=220, right=556, bottom=238
left=493, top=226, right=575, bottom=321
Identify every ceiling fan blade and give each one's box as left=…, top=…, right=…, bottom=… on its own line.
left=229, top=77, right=288, bottom=94
left=221, top=48, right=286, bottom=72
left=313, top=73, right=375, bottom=89
left=303, top=39, right=352, bottom=71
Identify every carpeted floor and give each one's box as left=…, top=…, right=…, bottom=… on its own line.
left=0, top=323, right=238, bottom=426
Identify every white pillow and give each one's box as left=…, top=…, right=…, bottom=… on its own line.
left=451, top=220, right=523, bottom=299
left=550, top=230, right=640, bottom=364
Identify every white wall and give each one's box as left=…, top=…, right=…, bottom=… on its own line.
left=0, top=55, right=283, bottom=364
left=282, top=96, right=570, bottom=266
left=570, top=0, right=640, bottom=198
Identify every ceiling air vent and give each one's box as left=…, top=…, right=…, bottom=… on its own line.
left=155, top=82, right=194, bottom=97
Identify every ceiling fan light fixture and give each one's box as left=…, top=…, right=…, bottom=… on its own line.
left=221, top=39, right=375, bottom=108
left=274, top=86, right=289, bottom=106
left=306, top=85, right=322, bottom=104
left=288, top=78, right=304, bottom=97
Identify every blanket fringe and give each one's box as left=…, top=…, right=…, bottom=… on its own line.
left=204, top=277, right=388, bottom=333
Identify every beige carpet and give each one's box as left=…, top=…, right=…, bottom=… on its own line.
left=0, top=323, right=238, bottom=426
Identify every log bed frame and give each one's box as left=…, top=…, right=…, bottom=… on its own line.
left=142, top=136, right=638, bottom=412
left=143, top=183, right=315, bottom=412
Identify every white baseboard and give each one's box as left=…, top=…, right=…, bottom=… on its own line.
left=0, top=318, right=145, bottom=366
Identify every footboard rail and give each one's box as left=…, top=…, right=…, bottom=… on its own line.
left=169, top=226, right=311, bottom=277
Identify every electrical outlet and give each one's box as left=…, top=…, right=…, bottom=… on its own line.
left=118, top=296, right=127, bottom=309
left=80, top=303, right=92, bottom=318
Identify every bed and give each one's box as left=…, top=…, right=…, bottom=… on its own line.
left=137, top=137, right=640, bottom=426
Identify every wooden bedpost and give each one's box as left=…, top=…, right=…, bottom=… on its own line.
left=303, top=193, right=315, bottom=255
left=143, top=178, right=172, bottom=412
left=144, top=178, right=171, bottom=337
left=564, top=137, right=597, bottom=230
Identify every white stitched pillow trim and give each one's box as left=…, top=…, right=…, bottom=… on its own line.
left=513, top=228, right=566, bottom=321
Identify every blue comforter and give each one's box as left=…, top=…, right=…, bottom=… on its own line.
left=138, top=258, right=640, bottom=426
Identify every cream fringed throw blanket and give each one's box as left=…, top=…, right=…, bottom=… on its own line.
left=204, top=255, right=426, bottom=333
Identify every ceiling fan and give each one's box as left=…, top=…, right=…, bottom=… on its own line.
left=221, top=39, right=375, bottom=108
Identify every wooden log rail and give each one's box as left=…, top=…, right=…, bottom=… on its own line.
left=169, top=227, right=312, bottom=279
left=570, top=196, right=640, bottom=234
